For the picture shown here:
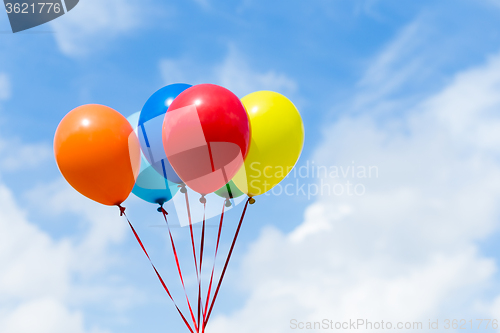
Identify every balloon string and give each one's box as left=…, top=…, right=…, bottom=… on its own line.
left=185, top=191, right=200, bottom=278
left=197, top=202, right=206, bottom=332
left=184, top=190, right=201, bottom=331
left=202, top=201, right=225, bottom=333
left=160, top=207, right=199, bottom=332
left=203, top=198, right=251, bottom=329
left=117, top=205, right=194, bottom=333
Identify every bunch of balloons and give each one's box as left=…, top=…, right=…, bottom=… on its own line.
left=54, top=83, right=304, bottom=207
left=53, top=83, right=304, bottom=332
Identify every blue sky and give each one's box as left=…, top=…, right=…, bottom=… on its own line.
left=2, top=0, right=500, bottom=332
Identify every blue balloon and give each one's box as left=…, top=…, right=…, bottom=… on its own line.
left=132, top=163, right=180, bottom=205
left=138, top=83, right=192, bottom=184
left=127, top=112, right=180, bottom=205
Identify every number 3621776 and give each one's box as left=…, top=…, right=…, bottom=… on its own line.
left=5, top=3, right=61, bottom=14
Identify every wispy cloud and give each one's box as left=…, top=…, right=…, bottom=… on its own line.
left=0, top=74, right=11, bottom=101
left=351, top=15, right=451, bottom=117
left=50, top=0, right=145, bottom=57
left=0, top=139, right=51, bottom=172
left=160, top=46, right=298, bottom=98
left=192, top=0, right=210, bottom=9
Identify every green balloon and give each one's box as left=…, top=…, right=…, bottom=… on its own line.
left=215, top=180, right=244, bottom=199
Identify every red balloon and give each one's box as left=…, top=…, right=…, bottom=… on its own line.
left=162, top=84, right=250, bottom=195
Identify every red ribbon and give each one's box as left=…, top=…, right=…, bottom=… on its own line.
left=185, top=191, right=200, bottom=278
left=203, top=198, right=250, bottom=329
left=119, top=195, right=252, bottom=333
left=183, top=191, right=202, bottom=332
left=197, top=202, right=206, bottom=332
left=118, top=205, right=195, bottom=333
left=202, top=201, right=225, bottom=333
left=160, top=207, right=199, bottom=332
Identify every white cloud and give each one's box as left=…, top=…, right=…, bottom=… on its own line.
left=160, top=47, right=297, bottom=97
left=356, top=21, right=424, bottom=102
left=214, top=48, right=297, bottom=98
left=0, top=183, right=72, bottom=302
left=0, top=73, right=11, bottom=101
left=0, top=139, right=51, bottom=172
left=355, top=0, right=384, bottom=20
left=193, top=0, right=210, bottom=9
left=351, top=15, right=454, bottom=117
left=482, top=0, right=500, bottom=9
left=205, top=30, right=500, bottom=333
left=51, top=0, right=144, bottom=57
left=25, top=179, right=129, bottom=276
left=0, top=154, right=136, bottom=331
left=2, top=298, right=86, bottom=333
left=160, top=59, right=189, bottom=87
left=0, top=183, right=85, bottom=332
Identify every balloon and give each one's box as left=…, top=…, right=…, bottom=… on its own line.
left=54, top=104, right=141, bottom=206
left=132, top=165, right=180, bottom=205
left=233, top=91, right=304, bottom=196
left=215, top=180, right=244, bottom=199
left=127, top=112, right=179, bottom=205
left=138, top=84, right=191, bottom=184
left=163, top=84, right=250, bottom=195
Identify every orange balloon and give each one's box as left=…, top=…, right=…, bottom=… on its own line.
left=54, top=104, right=141, bottom=206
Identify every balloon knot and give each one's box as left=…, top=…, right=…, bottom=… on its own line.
left=249, top=197, right=256, bottom=205
left=179, top=183, right=187, bottom=194
left=225, top=198, right=232, bottom=207
left=200, top=195, right=207, bottom=204
left=118, top=205, right=126, bottom=216
left=157, top=206, right=168, bottom=214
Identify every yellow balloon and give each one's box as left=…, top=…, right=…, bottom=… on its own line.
left=234, top=91, right=304, bottom=197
